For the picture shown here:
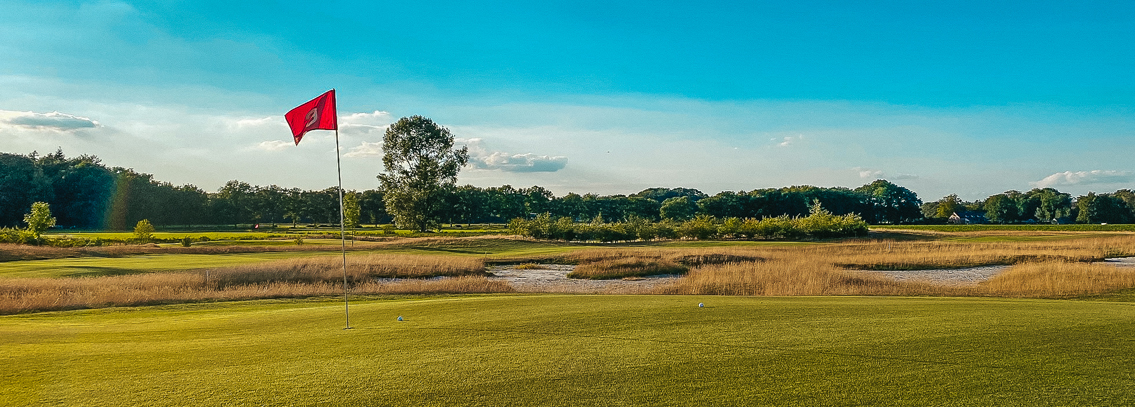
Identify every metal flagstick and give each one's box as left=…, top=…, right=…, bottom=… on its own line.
left=333, top=91, right=351, bottom=330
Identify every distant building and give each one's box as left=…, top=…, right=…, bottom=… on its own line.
left=948, top=211, right=987, bottom=224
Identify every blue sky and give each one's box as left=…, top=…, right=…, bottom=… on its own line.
left=1, top=0, right=1133, bottom=201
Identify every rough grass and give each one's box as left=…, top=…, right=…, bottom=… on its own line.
left=4, top=295, right=1135, bottom=406
left=981, top=261, right=1135, bottom=298
left=0, top=255, right=496, bottom=314
left=656, top=235, right=1135, bottom=297
left=7, top=234, right=1135, bottom=312
left=567, top=259, right=689, bottom=279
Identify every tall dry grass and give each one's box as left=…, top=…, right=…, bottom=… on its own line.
left=655, top=235, right=1135, bottom=298
left=568, top=259, right=689, bottom=280
left=657, top=259, right=960, bottom=296
left=0, top=274, right=511, bottom=314
left=206, top=254, right=486, bottom=286
left=0, top=254, right=502, bottom=314
left=0, top=241, right=388, bottom=262
left=979, top=261, right=1135, bottom=298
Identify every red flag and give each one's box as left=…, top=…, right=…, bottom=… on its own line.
left=284, top=90, right=337, bottom=145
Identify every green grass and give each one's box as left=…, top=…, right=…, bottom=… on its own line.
left=2, top=295, right=1134, bottom=406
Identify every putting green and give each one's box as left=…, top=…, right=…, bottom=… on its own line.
left=2, top=295, right=1133, bottom=406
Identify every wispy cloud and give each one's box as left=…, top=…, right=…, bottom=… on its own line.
left=339, top=110, right=393, bottom=137
left=1, top=110, right=98, bottom=131
left=459, top=138, right=567, bottom=173
left=474, top=152, right=567, bottom=173
left=1034, top=170, right=1134, bottom=187
left=234, top=116, right=279, bottom=129
left=853, top=167, right=918, bottom=180
left=254, top=140, right=292, bottom=151
left=344, top=141, right=383, bottom=158
left=775, top=135, right=803, bottom=147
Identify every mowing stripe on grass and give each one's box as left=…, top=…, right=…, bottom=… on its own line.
left=4, top=295, right=1133, bottom=406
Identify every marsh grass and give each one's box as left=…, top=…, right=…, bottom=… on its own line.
left=0, top=254, right=499, bottom=314
left=568, top=259, right=688, bottom=279
left=657, top=259, right=958, bottom=296
left=555, top=248, right=763, bottom=280
left=209, top=254, right=487, bottom=284
left=6, top=234, right=1135, bottom=313
left=980, top=261, right=1135, bottom=298
left=656, top=235, right=1135, bottom=298
left=0, top=241, right=384, bottom=262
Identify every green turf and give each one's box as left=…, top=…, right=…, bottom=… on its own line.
left=2, top=295, right=1133, bottom=406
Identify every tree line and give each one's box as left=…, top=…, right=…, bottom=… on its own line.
left=2, top=149, right=1132, bottom=231
left=922, top=188, right=1135, bottom=224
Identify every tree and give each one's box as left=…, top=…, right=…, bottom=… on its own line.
left=0, top=153, right=52, bottom=227
left=935, top=194, right=962, bottom=219
left=660, top=196, right=696, bottom=221
left=1027, top=188, right=1073, bottom=223
left=854, top=180, right=923, bottom=224
left=378, top=116, right=469, bottom=232
left=983, top=194, right=1017, bottom=224
left=134, top=219, right=155, bottom=243
left=23, top=202, right=56, bottom=238
left=1076, top=193, right=1132, bottom=224
left=343, top=192, right=361, bottom=228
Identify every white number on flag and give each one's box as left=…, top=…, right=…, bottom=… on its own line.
left=306, top=108, right=319, bottom=128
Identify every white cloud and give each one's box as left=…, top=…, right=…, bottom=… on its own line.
left=853, top=167, right=918, bottom=180
left=344, top=141, right=383, bottom=158
left=1034, top=170, right=1134, bottom=187
left=458, top=137, right=567, bottom=173
left=474, top=152, right=568, bottom=173
left=0, top=110, right=99, bottom=131
left=339, top=110, right=393, bottom=137
left=341, top=110, right=393, bottom=126
left=234, top=116, right=278, bottom=128
left=776, top=135, right=803, bottom=147
left=254, top=140, right=292, bottom=151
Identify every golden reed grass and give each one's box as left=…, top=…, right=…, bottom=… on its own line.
left=0, top=235, right=532, bottom=261
left=0, top=275, right=511, bottom=314
left=568, top=258, right=688, bottom=280
left=208, top=254, right=487, bottom=285
left=657, top=259, right=961, bottom=296
left=656, top=235, right=1135, bottom=298
left=0, top=254, right=506, bottom=314
left=980, top=261, right=1135, bottom=298
left=0, top=241, right=388, bottom=262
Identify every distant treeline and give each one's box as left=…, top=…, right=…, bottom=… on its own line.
left=1, top=150, right=1132, bottom=230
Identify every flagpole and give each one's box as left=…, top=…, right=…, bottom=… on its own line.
left=333, top=92, right=351, bottom=330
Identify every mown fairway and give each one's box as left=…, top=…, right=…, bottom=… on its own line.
left=3, top=295, right=1134, bottom=406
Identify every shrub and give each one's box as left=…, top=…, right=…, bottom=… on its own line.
left=134, top=220, right=155, bottom=243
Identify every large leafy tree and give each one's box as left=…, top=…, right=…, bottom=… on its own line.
left=0, top=153, right=52, bottom=227
left=854, top=179, right=923, bottom=224
left=983, top=193, right=1018, bottom=224
left=1076, top=193, right=1132, bottom=224
left=378, top=116, right=469, bottom=232
left=1026, top=188, right=1073, bottom=223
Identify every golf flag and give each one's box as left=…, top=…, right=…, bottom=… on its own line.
left=284, top=89, right=337, bottom=145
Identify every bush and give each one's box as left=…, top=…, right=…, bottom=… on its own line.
left=508, top=208, right=869, bottom=242
left=134, top=220, right=155, bottom=243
